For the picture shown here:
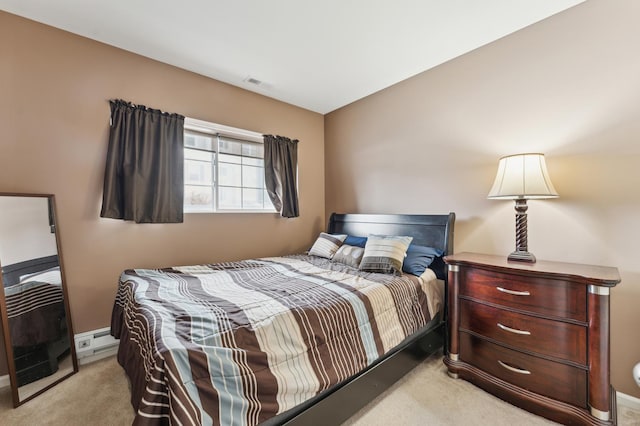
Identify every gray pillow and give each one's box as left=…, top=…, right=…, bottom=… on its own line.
left=332, top=244, right=365, bottom=268
left=359, top=235, right=413, bottom=275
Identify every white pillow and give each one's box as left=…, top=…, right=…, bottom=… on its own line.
left=308, top=233, right=347, bottom=259
left=359, top=234, right=413, bottom=275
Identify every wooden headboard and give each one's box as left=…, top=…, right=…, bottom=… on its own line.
left=1, top=255, right=59, bottom=287
left=327, top=212, right=455, bottom=281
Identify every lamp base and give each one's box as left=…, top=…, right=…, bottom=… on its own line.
left=508, top=250, right=536, bottom=263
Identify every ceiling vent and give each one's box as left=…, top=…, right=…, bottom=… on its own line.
left=244, top=76, right=262, bottom=86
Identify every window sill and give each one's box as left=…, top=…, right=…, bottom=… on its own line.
left=184, top=210, right=277, bottom=214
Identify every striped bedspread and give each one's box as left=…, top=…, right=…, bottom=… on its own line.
left=111, top=255, right=441, bottom=426
left=5, top=267, right=65, bottom=346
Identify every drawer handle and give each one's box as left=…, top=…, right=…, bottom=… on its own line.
left=496, top=286, right=530, bottom=296
left=497, top=323, right=531, bottom=335
left=498, top=360, right=531, bottom=375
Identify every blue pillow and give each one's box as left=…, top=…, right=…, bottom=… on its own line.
left=344, top=235, right=368, bottom=248
left=402, top=244, right=444, bottom=277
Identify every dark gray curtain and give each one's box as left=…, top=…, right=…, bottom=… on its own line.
left=100, top=99, right=185, bottom=223
left=264, top=134, right=299, bottom=218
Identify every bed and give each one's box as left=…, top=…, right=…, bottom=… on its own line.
left=111, top=212, right=455, bottom=425
left=4, top=259, right=64, bottom=346
left=1, top=255, right=70, bottom=386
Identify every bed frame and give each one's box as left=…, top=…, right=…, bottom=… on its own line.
left=265, top=212, right=455, bottom=425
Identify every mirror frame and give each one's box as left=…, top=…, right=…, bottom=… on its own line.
left=0, top=193, right=78, bottom=407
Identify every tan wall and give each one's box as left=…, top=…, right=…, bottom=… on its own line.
left=325, top=0, right=640, bottom=397
left=0, top=13, right=325, bottom=372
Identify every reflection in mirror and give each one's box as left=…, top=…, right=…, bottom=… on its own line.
left=0, top=194, right=77, bottom=406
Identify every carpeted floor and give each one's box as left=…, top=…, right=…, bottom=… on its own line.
left=0, top=356, right=134, bottom=425
left=0, top=353, right=638, bottom=425
left=345, top=352, right=640, bottom=426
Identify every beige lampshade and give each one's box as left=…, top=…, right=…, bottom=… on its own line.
left=487, top=153, right=558, bottom=200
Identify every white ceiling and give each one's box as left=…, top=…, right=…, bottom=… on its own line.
left=1, top=0, right=584, bottom=114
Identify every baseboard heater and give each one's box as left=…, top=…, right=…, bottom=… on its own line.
left=74, top=327, right=119, bottom=365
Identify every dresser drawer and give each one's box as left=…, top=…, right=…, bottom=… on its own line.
left=460, top=333, right=587, bottom=408
left=459, top=268, right=587, bottom=322
left=459, top=299, right=587, bottom=364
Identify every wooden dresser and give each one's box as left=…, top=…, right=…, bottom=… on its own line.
left=444, top=253, right=620, bottom=425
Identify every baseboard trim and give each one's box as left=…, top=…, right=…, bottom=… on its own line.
left=617, top=391, right=640, bottom=410
left=0, top=374, right=9, bottom=389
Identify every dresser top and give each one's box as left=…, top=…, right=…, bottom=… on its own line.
left=444, top=252, right=620, bottom=287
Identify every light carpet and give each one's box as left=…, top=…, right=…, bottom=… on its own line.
left=0, top=353, right=638, bottom=425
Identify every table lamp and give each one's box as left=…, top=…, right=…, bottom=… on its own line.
left=488, top=153, right=558, bottom=263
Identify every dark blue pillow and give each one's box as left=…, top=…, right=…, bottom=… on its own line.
left=402, top=244, right=444, bottom=277
left=344, top=235, right=368, bottom=248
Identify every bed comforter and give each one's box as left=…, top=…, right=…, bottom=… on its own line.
left=111, top=255, right=441, bottom=425
left=5, top=267, right=64, bottom=347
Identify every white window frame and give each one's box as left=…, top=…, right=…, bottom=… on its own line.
left=184, top=117, right=275, bottom=214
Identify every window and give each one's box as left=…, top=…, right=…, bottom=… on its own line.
left=183, top=118, right=274, bottom=213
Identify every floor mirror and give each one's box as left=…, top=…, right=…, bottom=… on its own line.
left=0, top=193, right=78, bottom=407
